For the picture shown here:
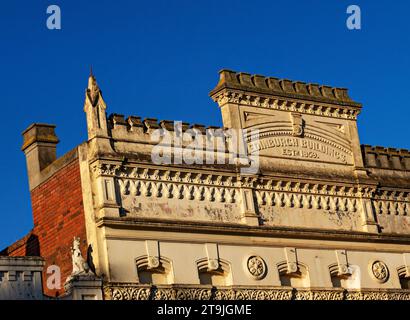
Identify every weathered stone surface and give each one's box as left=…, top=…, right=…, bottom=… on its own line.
left=0, top=257, right=44, bottom=300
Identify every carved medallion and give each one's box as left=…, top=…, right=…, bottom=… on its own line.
left=370, top=260, right=389, bottom=283
left=246, top=256, right=267, bottom=280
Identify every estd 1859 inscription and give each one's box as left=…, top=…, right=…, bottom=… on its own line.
left=248, top=137, right=350, bottom=164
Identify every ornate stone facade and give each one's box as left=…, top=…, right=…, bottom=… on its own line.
left=103, top=284, right=410, bottom=301
left=7, top=69, right=410, bottom=300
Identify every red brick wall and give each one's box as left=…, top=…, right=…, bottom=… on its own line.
left=1, top=231, right=39, bottom=257
left=29, top=158, right=87, bottom=297
left=7, top=245, right=27, bottom=256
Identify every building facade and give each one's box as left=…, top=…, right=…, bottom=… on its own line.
left=3, top=70, right=410, bottom=300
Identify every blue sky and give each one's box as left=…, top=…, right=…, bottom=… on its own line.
left=0, top=0, right=409, bottom=249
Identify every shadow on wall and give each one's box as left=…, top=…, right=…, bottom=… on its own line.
left=25, top=234, right=40, bottom=256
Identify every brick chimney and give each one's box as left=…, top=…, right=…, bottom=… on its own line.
left=21, top=124, right=59, bottom=190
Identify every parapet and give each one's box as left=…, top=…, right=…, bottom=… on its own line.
left=108, top=113, right=224, bottom=136
left=209, top=69, right=362, bottom=108
left=106, top=114, right=239, bottom=161
left=362, top=145, right=410, bottom=171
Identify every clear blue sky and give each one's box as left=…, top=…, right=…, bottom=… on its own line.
left=0, top=0, right=409, bottom=249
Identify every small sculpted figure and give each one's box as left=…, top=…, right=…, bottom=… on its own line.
left=71, top=237, right=90, bottom=275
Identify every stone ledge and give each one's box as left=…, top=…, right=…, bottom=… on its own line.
left=97, top=217, right=410, bottom=245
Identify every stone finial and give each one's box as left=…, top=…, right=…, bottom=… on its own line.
left=84, top=71, right=109, bottom=140
left=87, top=73, right=101, bottom=107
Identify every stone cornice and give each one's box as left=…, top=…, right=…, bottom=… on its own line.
left=211, top=89, right=361, bottom=120
left=96, top=217, right=410, bottom=245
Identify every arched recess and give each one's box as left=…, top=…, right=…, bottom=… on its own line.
left=196, top=258, right=233, bottom=286
left=135, top=255, right=174, bottom=285
left=277, top=261, right=310, bottom=288
left=397, top=266, right=410, bottom=289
